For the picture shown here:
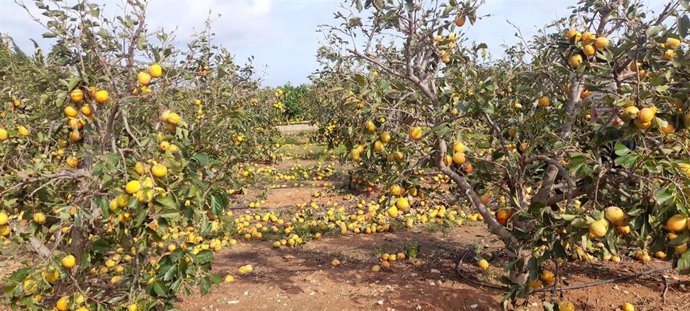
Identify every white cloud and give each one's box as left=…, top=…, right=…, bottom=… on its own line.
left=0, top=0, right=677, bottom=86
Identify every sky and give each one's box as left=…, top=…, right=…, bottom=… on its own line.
left=0, top=0, right=669, bottom=86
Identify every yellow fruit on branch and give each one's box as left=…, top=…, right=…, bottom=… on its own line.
left=633, top=118, right=651, bottom=130
left=539, top=270, right=555, bottom=285
left=568, top=54, right=583, bottom=69
left=452, top=152, right=466, bottom=165
left=151, top=163, right=168, bottom=178
left=70, top=88, right=84, bottom=103
left=95, top=90, right=109, bottom=104
left=365, top=120, right=376, bottom=132
left=594, top=37, right=610, bottom=49
left=589, top=219, right=609, bottom=238
left=664, top=49, right=675, bottom=60
left=69, top=130, right=83, bottom=142
left=443, top=154, right=452, bottom=166
left=452, top=141, right=466, bottom=153
left=666, top=37, right=681, bottom=49
left=455, top=15, right=466, bottom=27
left=604, top=206, right=626, bottom=226
left=148, top=63, right=163, bottom=78
left=373, top=140, right=384, bottom=153
left=137, top=71, right=152, bottom=85
left=61, top=254, right=76, bottom=269
left=64, top=105, right=79, bottom=118
left=620, top=106, right=639, bottom=121
left=566, top=29, right=581, bottom=42
left=125, top=180, right=142, bottom=194
left=380, top=132, right=391, bottom=143
left=582, top=31, right=595, bottom=44
left=408, top=126, right=422, bottom=140
left=637, top=107, right=655, bottom=122
left=583, top=44, right=596, bottom=57
left=80, top=104, right=93, bottom=116
left=0, top=128, right=7, bottom=141
left=665, top=214, right=687, bottom=232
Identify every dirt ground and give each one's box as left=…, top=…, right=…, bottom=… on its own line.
left=175, top=126, right=690, bottom=311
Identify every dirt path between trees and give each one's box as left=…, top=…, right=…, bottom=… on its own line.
left=176, top=130, right=690, bottom=311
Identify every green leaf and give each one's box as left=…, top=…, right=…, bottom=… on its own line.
left=200, top=277, right=211, bottom=295
left=679, top=15, right=690, bottom=38
left=678, top=250, right=690, bottom=274
left=193, top=153, right=210, bottom=165
left=195, top=250, right=214, bottom=264
left=654, top=186, right=673, bottom=206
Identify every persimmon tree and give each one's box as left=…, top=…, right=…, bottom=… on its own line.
left=313, top=0, right=690, bottom=304
left=0, top=0, right=279, bottom=310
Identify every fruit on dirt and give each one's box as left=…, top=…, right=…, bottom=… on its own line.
left=622, top=302, right=634, bottom=311
left=331, top=259, right=341, bottom=267
left=478, top=259, right=489, bottom=270
left=33, top=212, right=46, bottom=224
left=538, top=96, right=550, bottom=107
left=56, top=296, right=70, bottom=311
left=387, top=206, right=399, bottom=218
left=396, top=197, right=410, bottom=210
left=238, top=265, right=254, bottom=274
left=0, top=212, right=7, bottom=225
left=559, top=301, right=575, bottom=311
